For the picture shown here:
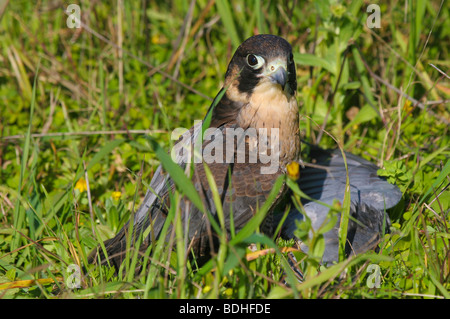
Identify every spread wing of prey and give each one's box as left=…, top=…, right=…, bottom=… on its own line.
left=280, top=147, right=402, bottom=264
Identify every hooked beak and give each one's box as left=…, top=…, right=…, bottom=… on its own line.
left=262, top=57, right=288, bottom=90
left=269, top=66, right=288, bottom=89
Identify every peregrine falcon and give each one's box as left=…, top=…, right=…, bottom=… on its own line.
left=89, top=34, right=402, bottom=271
left=91, top=34, right=301, bottom=270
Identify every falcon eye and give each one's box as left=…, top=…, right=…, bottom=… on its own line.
left=247, top=54, right=258, bottom=66
left=246, top=54, right=265, bottom=69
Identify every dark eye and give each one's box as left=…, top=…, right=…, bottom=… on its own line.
left=247, top=54, right=258, bottom=66
left=246, top=54, right=265, bottom=69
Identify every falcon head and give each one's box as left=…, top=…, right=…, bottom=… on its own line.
left=225, top=34, right=297, bottom=98
left=209, top=34, right=300, bottom=163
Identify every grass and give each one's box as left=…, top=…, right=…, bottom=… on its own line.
left=0, top=0, right=449, bottom=299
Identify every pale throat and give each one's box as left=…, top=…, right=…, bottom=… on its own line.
left=234, top=81, right=300, bottom=162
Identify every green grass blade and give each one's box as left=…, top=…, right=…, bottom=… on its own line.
left=215, top=0, right=241, bottom=48
left=12, top=60, right=40, bottom=250
left=229, top=175, right=285, bottom=246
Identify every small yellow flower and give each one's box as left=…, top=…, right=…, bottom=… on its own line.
left=223, top=287, right=233, bottom=297
left=151, top=34, right=167, bottom=45
left=111, top=191, right=122, bottom=201
left=74, top=178, right=87, bottom=193
left=286, top=161, right=300, bottom=180
left=403, top=100, right=413, bottom=114
left=202, top=285, right=212, bottom=294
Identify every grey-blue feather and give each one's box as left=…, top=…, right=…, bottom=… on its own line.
left=280, top=147, right=402, bottom=264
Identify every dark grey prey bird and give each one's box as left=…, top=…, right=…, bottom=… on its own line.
left=281, top=146, right=402, bottom=265
left=89, top=35, right=402, bottom=271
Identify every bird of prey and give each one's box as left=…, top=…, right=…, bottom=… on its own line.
left=90, top=34, right=402, bottom=272
left=91, top=34, right=301, bottom=270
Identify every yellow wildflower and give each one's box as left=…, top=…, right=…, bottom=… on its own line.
left=223, top=288, right=233, bottom=297
left=403, top=100, right=413, bottom=114
left=286, top=161, right=300, bottom=180
left=111, top=191, right=122, bottom=201
left=151, top=34, right=167, bottom=45
left=74, top=178, right=87, bottom=193
left=202, top=285, right=212, bottom=294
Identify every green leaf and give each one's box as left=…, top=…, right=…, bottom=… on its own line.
left=294, top=53, right=335, bottom=74
left=419, top=159, right=450, bottom=207
left=341, top=81, right=361, bottom=90
left=215, top=0, right=241, bottom=48
left=12, top=59, right=40, bottom=250
left=87, top=139, right=124, bottom=171
left=6, top=268, right=16, bottom=281
left=343, top=104, right=379, bottom=131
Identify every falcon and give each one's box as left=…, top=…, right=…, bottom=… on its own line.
left=91, top=34, right=300, bottom=269
left=90, top=34, right=402, bottom=271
